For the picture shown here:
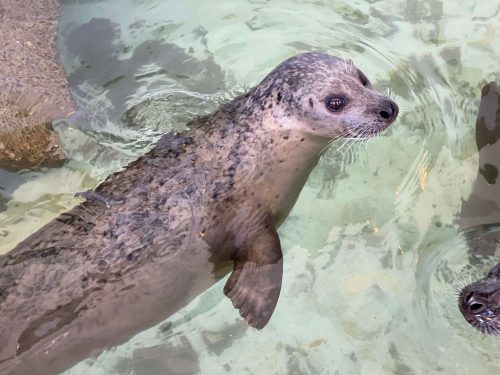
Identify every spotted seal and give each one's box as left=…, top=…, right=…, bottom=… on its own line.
left=0, top=52, right=398, bottom=374
left=458, top=81, right=500, bottom=334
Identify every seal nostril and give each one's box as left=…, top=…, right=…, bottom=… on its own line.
left=469, top=302, right=484, bottom=312
left=380, top=110, right=390, bottom=119
left=379, top=100, right=397, bottom=120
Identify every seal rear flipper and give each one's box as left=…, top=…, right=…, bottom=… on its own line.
left=223, top=225, right=283, bottom=329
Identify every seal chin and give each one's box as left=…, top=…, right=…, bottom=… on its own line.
left=345, top=119, right=394, bottom=138
left=458, top=275, right=500, bottom=335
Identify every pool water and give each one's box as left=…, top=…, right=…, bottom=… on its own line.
left=1, top=0, right=499, bottom=373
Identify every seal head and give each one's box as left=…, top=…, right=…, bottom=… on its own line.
left=238, top=53, right=398, bottom=139
left=458, top=263, right=500, bottom=335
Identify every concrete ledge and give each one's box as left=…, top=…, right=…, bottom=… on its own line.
left=0, top=0, right=75, bottom=170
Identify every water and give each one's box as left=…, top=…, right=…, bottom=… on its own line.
left=1, top=0, right=499, bottom=373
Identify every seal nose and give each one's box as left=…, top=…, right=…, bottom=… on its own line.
left=379, top=100, right=398, bottom=121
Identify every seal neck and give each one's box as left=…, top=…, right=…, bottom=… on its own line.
left=260, top=112, right=332, bottom=152
left=247, top=117, right=328, bottom=227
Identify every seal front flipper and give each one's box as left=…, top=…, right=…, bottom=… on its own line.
left=223, top=224, right=283, bottom=329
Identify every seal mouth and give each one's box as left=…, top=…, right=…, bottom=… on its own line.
left=344, top=99, right=399, bottom=139
left=346, top=119, right=394, bottom=139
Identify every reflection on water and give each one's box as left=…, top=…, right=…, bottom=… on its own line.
left=0, top=0, right=499, bottom=374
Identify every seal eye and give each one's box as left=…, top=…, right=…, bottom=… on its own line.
left=325, top=96, right=347, bottom=112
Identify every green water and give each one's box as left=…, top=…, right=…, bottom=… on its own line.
left=1, top=0, right=499, bottom=373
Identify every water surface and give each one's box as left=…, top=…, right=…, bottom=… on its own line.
left=1, top=0, right=499, bottom=374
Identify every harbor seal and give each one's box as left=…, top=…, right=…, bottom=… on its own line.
left=458, top=81, right=500, bottom=334
left=0, top=52, right=398, bottom=374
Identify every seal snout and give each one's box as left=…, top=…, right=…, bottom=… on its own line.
left=379, top=99, right=399, bottom=122
left=458, top=278, right=500, bottom=334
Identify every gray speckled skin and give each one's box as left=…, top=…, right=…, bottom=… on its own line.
left=0, top=53, right=398, bottom=375
left=459, top=82, right=500, bottom=335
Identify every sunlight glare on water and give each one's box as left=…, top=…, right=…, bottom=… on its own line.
left=1, top=0, right=499, bottom=374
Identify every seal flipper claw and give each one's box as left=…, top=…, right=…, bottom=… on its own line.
left=223, top=225, right=283, bottom=329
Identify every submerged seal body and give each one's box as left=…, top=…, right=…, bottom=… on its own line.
left=0, top=52, right=398, bottom=374
left=459, top=81, right=500, bottom=334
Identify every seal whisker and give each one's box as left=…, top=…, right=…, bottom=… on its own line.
left=455, top=276, right=470, bottom=292
left=397, top=102, right=405, bottom=117
left=318, top=138, right=336, bottom=155
left=356, top=137, right=366, bottom=151
left=362, top=132, right=372, bottom=147
left=323, top=132, right=350, bottom=154
left=339, top=51, right=349, bottom=74
left=385, top=87, right=395, bottom=101
left=335, top=137, right=357, bottom=153
left=490, top=326, right=497, bottom=335
left=319, top=130, right=352, bottom=155
left=341, top=140, right=356, bottom=155
left=344, top=136, right=363, bottom=155
left=351, top=126, right=369, bottom=142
